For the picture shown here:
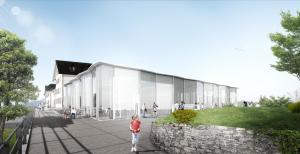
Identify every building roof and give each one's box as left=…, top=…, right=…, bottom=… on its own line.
left=45, top=84, right=56, bottom=91
left=56, top=60, right=92, bottom=75
left=65, top=61, right=238, bottom=89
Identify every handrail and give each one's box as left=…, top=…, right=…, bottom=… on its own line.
left=0, top=112, right=33, bottom=154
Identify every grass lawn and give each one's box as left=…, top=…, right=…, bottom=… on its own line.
left=157, top=107, right=300, bottom=131
left=156, top=107, right=300, bottom=153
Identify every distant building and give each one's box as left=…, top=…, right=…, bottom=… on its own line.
left=47, top=60, right=92, bottom=108
left=44, top=84, right=56, bottom=108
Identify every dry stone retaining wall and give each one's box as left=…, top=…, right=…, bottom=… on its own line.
left=150, top=123, right=280, bottom=154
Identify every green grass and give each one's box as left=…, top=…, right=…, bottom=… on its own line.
left=3, top=128, right=17, bottom=152
left=156, top=107, right=300, bottom=153
left=157, top=107, right=300, bottom=130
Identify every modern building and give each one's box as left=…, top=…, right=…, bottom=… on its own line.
left=63, top=61, right=238, bottom=120
left=45, top=60, right=92, bottom=108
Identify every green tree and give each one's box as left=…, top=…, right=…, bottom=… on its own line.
left=0, top=29, right=38, bottom=143
left=270, top=11, right=300, bottom=81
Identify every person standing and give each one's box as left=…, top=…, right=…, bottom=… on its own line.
left=130, top=114, right=141, bottom=152
left=71, top=108, right=76, bottom=119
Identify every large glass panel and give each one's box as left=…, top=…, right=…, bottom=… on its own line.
left=156, top=75, right=173, bottom=115
left=174, top=77, right=184, bottom=104
left=113, top=68, right=140, bottom=119
left=230, top=88, right=237, bottom=105
left=225, top=86, right=230, bottom=104
left=184, top=80, right=197, bottom=106
left=140, top=72, right=156, bottom=115
left=100, top=65, right=114, bottom=119
left=204, top=83, right=213, bottom=108
left=81, top=73, right=92, bottom=117
left=197, top=82, right=204, bottom=104
left=91, top=69, right=98, bottom=118
left=218, top=86, right=226, bottom=107
left=213, top=84, right=219, bottom=107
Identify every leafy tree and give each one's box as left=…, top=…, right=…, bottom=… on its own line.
left=259, top=96, right=291, bottom=107
left=270, top=11, right=300, bottom=81
left=0, top=29, right=38, bottom=143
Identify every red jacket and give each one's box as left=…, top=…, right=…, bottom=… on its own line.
left=130, top=119, right=141, bottom=133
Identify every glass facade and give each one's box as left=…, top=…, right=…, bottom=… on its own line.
left=65, top=63, right=238, bottom=119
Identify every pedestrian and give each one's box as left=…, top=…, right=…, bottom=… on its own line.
left=243, top=101, right=248, bottom=107
left=179, top=101, right=185, bottom=110
left=130, top=114, right=141, bottom=152
left=153, top=102, right=158, bottom=117
left=142, top=103, right=147, bottom=118
left=63, top=108, right=67, bottom=119
left=194, top=102, right=198, bottom=110
left=71, top=108, right=76, bottom=119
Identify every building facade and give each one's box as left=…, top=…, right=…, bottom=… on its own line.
left=64, top=62, right=238, bottom=120
left=45, top=60, right=92, bottom=109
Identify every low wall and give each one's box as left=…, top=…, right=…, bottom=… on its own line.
left=150, top=123, right=280, bottom=154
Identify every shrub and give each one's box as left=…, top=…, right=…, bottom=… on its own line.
left=259, top=96, right=291, bottom=107
left=172, top=109, right=197, bottom=124
left=223, top=103, right=235, bottom=107
left=288, top=101, right=300, bottom=113
left=258, top=129, right=300, bottom=153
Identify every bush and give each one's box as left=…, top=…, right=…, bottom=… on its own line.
left=259, top=96, right=291, bottom=107
left=223, top=103, right=235, bottom=107
left=172, top=109, right=197, bottom=124
left=288, top=101, right=300, bottom=113
left=258, top=129, right=300, bottom=153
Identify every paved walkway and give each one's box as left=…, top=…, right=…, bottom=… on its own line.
left=28, top=110, right=165, bottom=154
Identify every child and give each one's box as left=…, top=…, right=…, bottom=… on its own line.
left=130, top=114, right=141, bottom=152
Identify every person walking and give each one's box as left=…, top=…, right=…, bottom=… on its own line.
left=153, top=102, right=158, bottom=117
left=130, top=114, right=141, bottom=152
left=142, top=103, right=147, bottom=118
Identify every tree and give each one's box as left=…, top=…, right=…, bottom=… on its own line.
left=0, top=29, right=38, bottom=143
left=270, top=11, right=300, bottom=81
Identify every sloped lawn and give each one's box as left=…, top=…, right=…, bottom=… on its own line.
left=156, top=107, right=300, bottom=153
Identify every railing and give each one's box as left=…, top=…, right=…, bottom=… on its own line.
left=0, top=113, right=33, bottom=154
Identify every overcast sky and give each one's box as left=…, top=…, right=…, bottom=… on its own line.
left=0, top=0, right=300, bottom=101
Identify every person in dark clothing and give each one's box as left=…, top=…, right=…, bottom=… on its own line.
left=243, top=101, right=248, bottom=107
left=179, top=101, right=185, bottom=110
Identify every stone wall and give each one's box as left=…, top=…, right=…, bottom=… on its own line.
left=150, top=123, right=280, bottom=154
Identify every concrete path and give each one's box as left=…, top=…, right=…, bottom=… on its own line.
left=28, top=110, right=166, bottom=154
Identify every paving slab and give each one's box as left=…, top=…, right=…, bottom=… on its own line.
left=28, top=109, right=166, bottom=154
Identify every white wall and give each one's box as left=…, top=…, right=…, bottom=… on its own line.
left=73, top=79, right=81, bottom=109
